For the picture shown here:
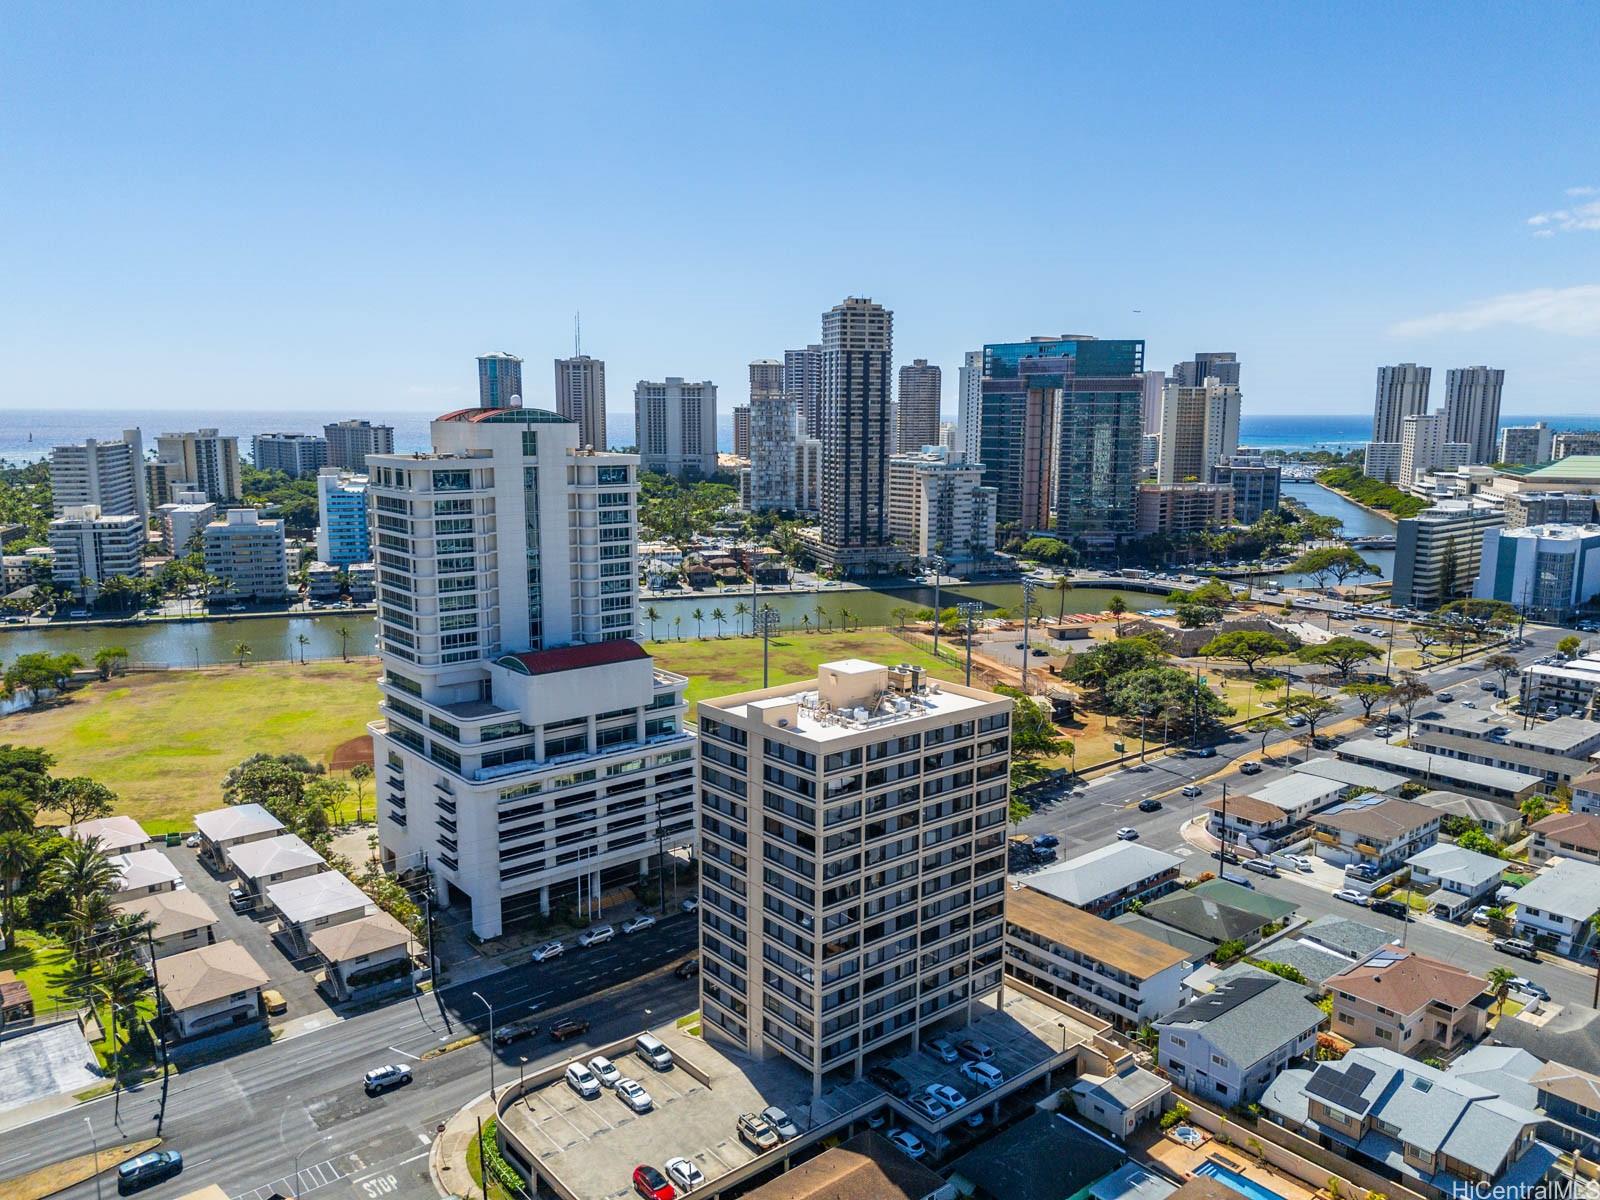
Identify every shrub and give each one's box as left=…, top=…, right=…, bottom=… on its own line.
left=1160, top=1101, right=1191, bottom=1131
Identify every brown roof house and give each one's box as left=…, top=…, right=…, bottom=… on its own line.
left=1530, top=811, right=1600, bottom=868
left=67, top=815, right=155, bottom=856
left=1327, top=947, right=1490, bottom=1054
left=117, top=889, right=219, bottom=958
left=736, top=1131, right=950, bottom=1200
left=157, top=940, right=270, bottom=1040
left=310, top=911, right=416, bottom=1001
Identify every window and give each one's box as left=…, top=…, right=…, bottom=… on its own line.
left=432, top=470, right=471, bottom=492
left=597, top=466, right=629, bottom=485
left=521, top=431, right=538, bottom=456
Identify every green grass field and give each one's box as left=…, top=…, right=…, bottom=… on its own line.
left=0, top=929, right=73, bottom=1012
left=3, top=632, right=965, bottom=830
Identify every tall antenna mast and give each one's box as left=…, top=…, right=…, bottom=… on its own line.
left=574, top=312, right=582, bottom=357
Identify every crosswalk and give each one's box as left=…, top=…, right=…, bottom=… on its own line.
left=233, top=1155, right=349, bottom=1200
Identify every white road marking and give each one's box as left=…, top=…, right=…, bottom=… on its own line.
left=386, top=1045, right=421, bottom=1061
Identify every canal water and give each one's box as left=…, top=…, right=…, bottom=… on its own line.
left=1270, top=479, right=1396, bottom=586
left=0, top=585, right=1158, bottom=668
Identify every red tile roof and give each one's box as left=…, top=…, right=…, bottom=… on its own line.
left=497, top=641, right=649, bottom=675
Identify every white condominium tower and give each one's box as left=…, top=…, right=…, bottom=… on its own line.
left=1399, top=412, right=1470, bottom=488
left=957, top=349, right=983, bottom=465
left=896, top=359, right=941, bottom=453
left=1157, top=378, right=1240, bottom=485
left=554, top=354, right=607, bottom=450
left=50, top=429, right=148, bottom=525
left=1444, top=365, right=1505, bottom=465
left=635, top=377, right=718, bottom=479
left=155, top=429, right=242, bottom=503
left=324, top=419, right=396, bottom=470
left=366, top=404, right=696, bottom=938
left=785, top=344, right=824, bottom=438
left=697, top=659, right=1012, bottom=1093
left=1372, top=363, right=1431, bottom=444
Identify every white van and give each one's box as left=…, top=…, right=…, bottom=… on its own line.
left=635, top=1033, right=674, bottom=1071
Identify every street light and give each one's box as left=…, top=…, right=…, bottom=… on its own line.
left=85, top=1117, right=101, bottom=1200
left=292, top=1135, right=333, bottom=1200
left=926, top=554, right=947, bottom=658
left=755, top=606, right=782, bottom=687
left=472, top=991, right=496, bottom=1098
left=1020, top=578, right=1038, bottom=694
left=958, top=602, right=983, bottom=687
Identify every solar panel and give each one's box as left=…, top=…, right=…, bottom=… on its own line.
left=1306, top=1063, right=1375, bottom=1115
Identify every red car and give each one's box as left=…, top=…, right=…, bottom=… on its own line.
left=633, top=1165, right=676, bottom=1200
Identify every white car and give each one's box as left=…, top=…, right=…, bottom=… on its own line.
left=1333, top=889, right=1371, bottom=907
left=1116, top=827, right=1139, bottom=841
left=614, top=1076, right=653, bottom=1113
left=1181, top=785, right=1203, bottom=798
left=183, top=834, right=201, bottom=848
left=960, top=1060, right=1004, bottom=1090
left=565, top=1061, right=601, bottom=1099
left=680, top=897, right=699, bottom=913
left=925, top=1082, right=967, bottom=1109
left=576, top=924, right=614, bottom=947
left=529, top=940, right=564, bottom=963
left=886, top=1129, right=927, bottom=1160
left=621, top=915, right=657, bottom=935
left=665, top=1158, right=705, bottom=1193
left=1282, top=854, right=1313, bottom=872
left=588, top=1055, right=621, bottom=1088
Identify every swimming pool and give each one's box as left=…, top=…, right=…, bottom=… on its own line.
left=1194, top=1160, right=1292, bottom=1200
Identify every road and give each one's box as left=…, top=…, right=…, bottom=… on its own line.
left=1, top=914, right=698, bottom=1200
left=1014, top=620, right=1598, bottom=1007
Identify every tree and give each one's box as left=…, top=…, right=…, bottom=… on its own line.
left=1484, top=653, right=1519, bottom=696
left=1288, top=546, right=1379, bottom=591
left=4, top=652, right=82, bottom=697
left=43, top=835, right=115, bottom=903
left=1053, top=576, right=1074, bottom=623
left=0, top=830, right=37, bottom=939
left=1296, top=636, right=1381, bottom=679
left=1020, top=536, right=1074, bottom=566
left=732, top=601, right=749, bottom=636
left=1200, top=631, right=1289, bottom=674
left=1411, top=626, right=1441, bottom=661
left=1065, top=635, right=1168, bottom=699
left=350, top=763, right=373, bottom=824
left=92, top=646, right=129, bottom=680
left=296, top=633, right=310, bottom=665
left=1341, top=681, right=1394, bottom=719
left=47, top=777, right=116, bottom=827
left=304, top=776, right=349, bottom=835
left=1215, top=939, right=1247, bottom=964
left=1519, top=795, right=1550, bottom=826
left=232, top=641, right=253, bottom=668
left=1249, top=714, right=1288, bottom=758
left=644, top=605, right=661, bottom=641
left=710, top=607, right=727, bottom=638
left=222, top=754, right=326, bottom=835
left=1390, top=672, right=1433, bottom=734
left=996, top=686, right=1064, bottom=759
left=691, top=607, right=705, bottom=639
left=1456, top=827, right=1501, bottom=858
left=0, top=789, right=37, bottom=834
left=0, top=746, right=55, bottom=805
left=1275, top=693, right=1339, bottom=745
left=1174, top=601, right=1223, bottom=629
left=1436, top=598, right=1518, bottom=638
left=1487, top=966, right=1515, bottom=1017
left=335, top=624, right=353, bottom=662
left=1105, top=668, right=1234, bottom=739
left=1106, top=595, right=1128, bottom=634
left=1558, top=634, right=1582, bottom=658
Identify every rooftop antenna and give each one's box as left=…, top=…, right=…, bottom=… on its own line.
left=574, top=311, right=582, bottom=357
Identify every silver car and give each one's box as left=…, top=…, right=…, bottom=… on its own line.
left=615, top=1076, right=653, bottom=1113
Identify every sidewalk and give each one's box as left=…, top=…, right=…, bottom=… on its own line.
left=429, top=1089, right=495, bottom=1200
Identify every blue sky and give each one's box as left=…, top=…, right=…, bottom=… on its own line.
left=3, top=3, right=1599, bottom=422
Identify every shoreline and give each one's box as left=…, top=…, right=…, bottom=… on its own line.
left=0, top=604, right=378, bottom=636
left=1309, top=479, right=1403, bottom=526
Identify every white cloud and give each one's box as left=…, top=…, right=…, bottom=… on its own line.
left=1565, top=185, right=1598, bottom=197
left=1525, top=196, right=1600, bottom=234
left=1390, top=285, right=1600, bottom=337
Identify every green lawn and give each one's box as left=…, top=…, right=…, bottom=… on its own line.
left=0, top=929, right=73, bottom=1013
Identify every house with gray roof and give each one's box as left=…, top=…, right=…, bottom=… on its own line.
left=1296, top=914, right=1397, bottom=961
left=1511, top=857, right=1600, bottom=957
left=1293, top=757, right=1410, bottom=797
left=1141, top=889, right=1274, bottom=947
left=1155, top=972, right=1324, bottom=1104
left=1027, top=842, right=1182, bottom=917
left=1406, top=842, right=1505, bottom=920
left=1335, top=739, right=1543, bottom=806
left=1261, top=1046, right=1556, bottom=1198
left=1411, top=789, right=1525, bottom=841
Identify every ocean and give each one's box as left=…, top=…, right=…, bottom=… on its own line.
left=4, top=408, right=1600, bottom=465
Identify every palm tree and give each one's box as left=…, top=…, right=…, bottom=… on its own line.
left=296, top=633, right=310, bottom=665
left=1107, top=594, right=1128, bottom=635
left=1054, top=576, right=1073, bottom=624
left=645, top=605, right=661, bottom=641
left=0, top=790, right=36, bottom=834
left=44, top=836, right=114, bottom=902
left=801, top=614, right=811, bottom=634
left=1487, top=966, right=1515, bottom=1017
left=95, top=953, right=153, bottom=1086
left=711, top=607, right=727, bottom=638
left=350, top=763, right=373, bottom=824
left=673, top=616, right=682, bottom=641
left=232, top=641, right=253, bottom=668
left=335, top=624, right=352, bottom=662
left=733, top=600, right=750, bottom=637
left=58, top=892, right=116, bottom=966
left=816, top=606, right=829, bottom=632
left=691, top=608, right=705, bottom=639
left=838, top=608, right=855, bottom=632
left=0, top=830, right=37, bottom=939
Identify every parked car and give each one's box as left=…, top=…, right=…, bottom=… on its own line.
left=117, top=1152, right=183, bottom=1194
left=1438, top=692, right=1454, bottom=703
left=589, top=1055, right=621, bottom=1088
left=956, top=1037, right=995, bottom=1062
left=1242, top=857, right=1279, bottom=877
left=622, top=915, right=657, bottom=935
left=867, top=1064, right=912, bottom=1098
left=262, top=988, right=288, bottom=1015
left=665, top=1158, right=705, bottom=1194
left=578, top=924, right=615, bottom=947
left=1139, top=798, right=1164, bottom=812
left=674, top=958, right=701, bottom=980
left=761, top=1105, right=800, bottom=1139
left=925, top=1082, right=968, bottom=1109
left=495, top=1015, right=542, bottom=1045
left=363, top=1064, right=412, bottom=1095
left=1238, top=761, right=1262, bottom=775
left=908, top=1094, right=948, bottom=1120
left=549, top=1016, right=591, bottom=1041
left=566, top=1061, right=602, bottom=1099
left=1116, top=827, right=1140, bottom=840
left=923, top=1036, right=958, bottom=1063
left=632, top=1164, right=676, bottom=1200
left=228, top=886, right=252, bottom=912
left=1371, top=898, right=1409, bottom=919
left=529, top=940, right=565, bottom=963
left=1282, top=854, right=1314, bottom=871
left=1494, top=937, right=1539, bottom=961
left=679, top=897, right=699, bottom=914
left=616, top=1077, right=654, bottom=1113
left=885, top=1129, right=927, bottom=1160
left=1372, top=726, right=1392, bottom=738
left=1333, top=889, right=1371, bottom=907
left=636, top=1033, right=675, bottom=1071
left=1472, top=905, right=1494, bottom=926
left=183, top=833, right=201, bottom=848
left=737, top=1112, right=780, bottom=1151
left=960, top=1060, right=1004, bottom=1090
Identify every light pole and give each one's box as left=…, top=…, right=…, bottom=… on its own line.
left=959, top=601, right=983, bottom=687
left=927, top=554, right=947, bottom=659
left=1020, top=578, right=1038, bottom=694
left=293, top=1135, right=333, bottom=1200
left=85, top=1117, right=102, bottom=1200
left=756, top=606, right=782, bottom=687
left=472, top=991, right=496, bottom=1098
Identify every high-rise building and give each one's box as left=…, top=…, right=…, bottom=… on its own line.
left=1363, top=443, right=1403, bottom=485
left=731, top=406, right=751, bottom=458
left=1140, top=434, right=1161, bottom=478
left=1443, top=366, right=1505, bottom=465
left=750, top=392, right=799, bottom=513
left=1497, top=423, right=1554, bottom=467
left=635, top=378, right=718, bottom=479
left=315, top=468, right=371, bottom=566
left=1171, top=352, right=1240, bottom=388
left=1209, top=454, right=1281, bottom=525
left=251, top=432, right=329, bottom=478
left=1371, top=364, right=1431, bottom=445
left=817, top=297, right=902, bottom=573
left=784, top=344, right=824, bottom=438
left=1136, top=483, right=1234, bottom=534
left=749, top=357, right=784, bottom=402
left=957, top=349, right=983, bottom=465
left=367, top=406, right=694, bottom=939
left=49, top=505, right=144, bottom=601
left=887, top=448, right=998, bottom=571
left=155, top=429, right=241, bottom=503
left=978, top=339, right=1062, bottom=532
left=477, top=352, right=523, bottom=410
left=1391, top=499, right=1503, bottom=610
left=157, top=496, right=216, bottom=558
left=1474, top=523, right=1600, bottom=621
left=1399, top=413, right=1471, bottom=488
left=1140, top=369, right=1166, bottom=436
left=1156, top=379, right=1240, bottom=485
left=1553, top=431, right=1600, bottom=460
left=938, top=422, right=959, bottom=455
left=896, top=359, right=941, bottom=454
left=323, top=420, right=396, bottom=470
left=696, top=659, right=1012, bottom=1087
left=795, top=438, right=823, bottom=514
left=1505, top=491, right=1600, bottom=528
left=203, top=509, right=289, bottom=601
left=50, top=430, right=148, bottom=525
left=554, top=355, right=607, bottom=450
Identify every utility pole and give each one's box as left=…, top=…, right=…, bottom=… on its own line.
left=1020, top=578, right=1038, bottom=695
left=927, top=553, right=946, bottom=659
left=1216, top=784, right=1228, bottom=876
left=756, top=606, right=781, bottom=687
left=147, top=928, right=171, bottom=1135
left=472, top=991, right=496, bottom=1098
left=1191, top=664, right=1204, bottom=750
left=85, top=1118, right=101, bottom=1200
left=655, top=822, right=667, bottom=915
left=959, top=602, right=982, bottom=687
left=475, top=1115, right=490, bottom=1200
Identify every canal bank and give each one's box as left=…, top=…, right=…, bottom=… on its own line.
left=1271, top=479, right=1397, bottom=586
